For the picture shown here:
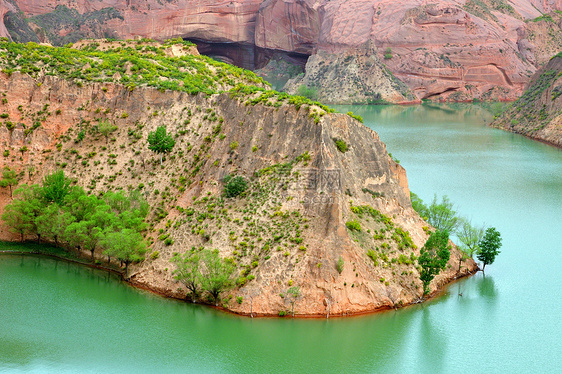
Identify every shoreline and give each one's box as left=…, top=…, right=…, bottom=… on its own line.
left=0, top=246, right=479, bottom=319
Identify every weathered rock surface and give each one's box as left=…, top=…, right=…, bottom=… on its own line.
left=2, top=0, right=562, bottom=102
left=283, top=41, right=418, bottom=104
left=0, top=42, right=476, bottom=316
left=491, top=53, right=562, bottom=147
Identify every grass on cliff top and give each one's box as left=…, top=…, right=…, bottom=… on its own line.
left=0, top=38, right=266, bottom=95
left=0, top=38, right=369, bottom=122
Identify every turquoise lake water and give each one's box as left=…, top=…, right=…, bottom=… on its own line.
left=1, top=103, right=561, bottom=373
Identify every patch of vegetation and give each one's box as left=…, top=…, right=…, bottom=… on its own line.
left=333, top=138, right=348, bottom=153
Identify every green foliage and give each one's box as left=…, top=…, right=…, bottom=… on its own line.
left=97, top=120, right=118, bottom=143
left=410, top=193, right=459, bottom=232
left=366, top=249, right=378, bottom=266
left=0, top=166, right=19, bottom=197
left=286, top=286, right=302, bottom=316
left=171, top=251, right=202, bottom=300
left=384, top=48, right=393, bottom=59
left=333, top=138, right=348, bottom=153
left=1, top=185, right=43, bottom=241
left=477, top=227, right=502, bottom=271
left=223, top=175, right=248, bottom=198
left=148, top=125, right=175, bottom=165
left=418, top=230, right=451, bottom=296
left=336, top=256, right=344, bottom=274
left=346, top=111, right=364, bottom=123
left=297, top=84, right=317, bottom=100
left=0, top=39, right=263, bottom=97
left=198, top=249, right=235, bottom=305
left=41, top=170, right=71, bottom=204
left=456, top=217, right=485, bottom=259
left=1, top=171, right=148, bottom=269
left=346, top=220, right=361, bottom=232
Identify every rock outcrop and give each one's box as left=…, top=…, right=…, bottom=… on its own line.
left=491, top=53, right=562, bottom=147
left=283, top=41, right=418, bottom=104
left=0, top=40, right=476, bottom=316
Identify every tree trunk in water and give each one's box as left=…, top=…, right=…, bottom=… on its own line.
left=482, top=263, right=486, bottom=272
left=20, top=232, right=23, bottom=242
left=107, top=254, right=111, bottom=263
left=250, top=299, right=253, bottom=318
left=458, top=258, right=462, bottom=272
left=160, top=154, right=162, bottom=166
left=54, top=235, right=58, bottom=247
left=37, top=233, right=41, bottom=243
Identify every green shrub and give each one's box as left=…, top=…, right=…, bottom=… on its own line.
left=236, top=296, right=243, bottom=304
left=334, top=138, right=348, bottom=153
left=367, top=249, right=378, bottom=265
left=346, top=220, right=361, bottom=232
left=224, top=175, right=248, bottom=198
left=346, top=111, right=364, bottom=123
left=336, top=256, right=344, bottom=274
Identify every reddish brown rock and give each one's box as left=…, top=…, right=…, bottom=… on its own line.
left=2, top=0, right=562, bottom=102
left=492, top=53, right=562, bottom=148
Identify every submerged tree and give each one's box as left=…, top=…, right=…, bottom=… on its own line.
left=477, top=227, right=502, bottom=272
left=455, top=217, right=486, bottom=271
left=147, top=125, right=175, bottom=165
left=418, top=230, right=451, bottom=296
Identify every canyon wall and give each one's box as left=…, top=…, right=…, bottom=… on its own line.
left=2, top=0, right=562, bottom=102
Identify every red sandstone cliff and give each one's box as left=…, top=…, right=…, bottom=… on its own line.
left=2, top=0, right=561, bottom=102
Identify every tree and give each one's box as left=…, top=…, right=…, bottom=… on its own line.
left=426, top=195, right=459, bottom=232
left=477, top=227, right=502, bottom=272
left=147, top=125, right=175, bottom=165
left=199, top=249, right=234, bottom=306
left=1, top=185, right=44, bottom=241
left=418, top=230, right=451, bottom=296
left=97, top=120, right=118, bottom=143
left=65, top=203, right=115, bottom=260
left=103, top=229, right=147, bottom=277
left=41, top=170, right=71, bottom=205
left=0, top=166, right=19, bottom=198
left=455, top=217, right=485, bottom=272
left=456, top=218, right=485, bottom=258
left=286, top=286, right=302, bottom=317
left=410, top=193, right=459, bottom=232
left=35, top=203, right=75, bottom=247
left=172, top=251, right=201, bottom=301
left=223, top=175, right=247, bottom=198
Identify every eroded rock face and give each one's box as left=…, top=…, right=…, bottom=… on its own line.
left=491, top=54, right=562, bottom=148
left=2, top=0, right=561, bottom=102
left=283, top=41, right=418, bottom=104
left=0, top=68, right=476, bottom=316
left=2, top=0, right=262, bottom=44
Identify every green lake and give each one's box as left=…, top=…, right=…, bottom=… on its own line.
left=1, top=103, right=561, bottom=373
